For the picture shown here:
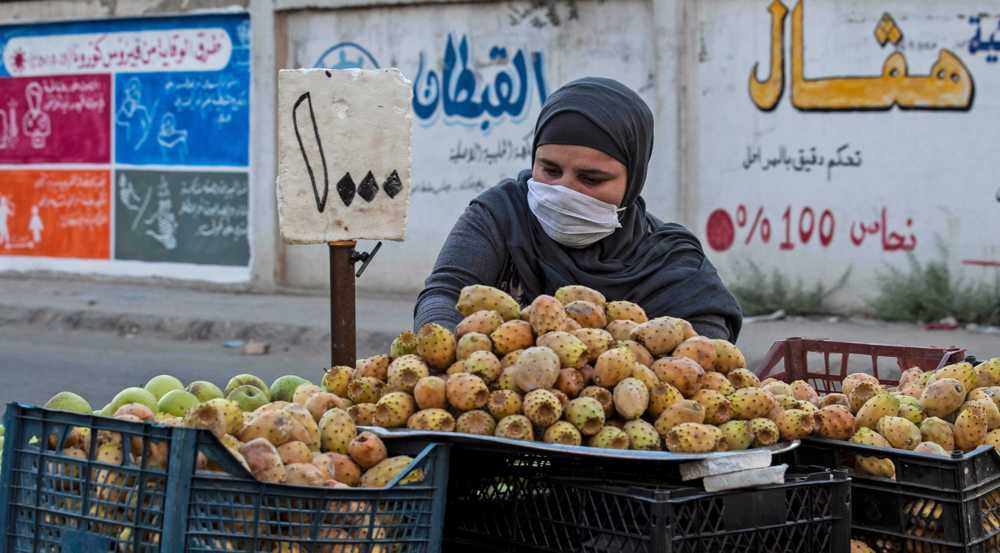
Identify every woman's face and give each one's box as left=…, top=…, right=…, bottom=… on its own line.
left=532, top=144, right=627, bottom=206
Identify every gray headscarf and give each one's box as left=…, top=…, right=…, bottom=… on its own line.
left=473, top=77, right=743, bottom=339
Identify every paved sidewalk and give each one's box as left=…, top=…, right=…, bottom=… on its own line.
left=1, top=276, right=997, bottom=366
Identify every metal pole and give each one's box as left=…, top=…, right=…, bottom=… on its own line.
left=329, top=240, right=357, bottom=367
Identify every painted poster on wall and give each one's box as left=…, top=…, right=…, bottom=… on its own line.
left=0, top=13, right=251, bottom=277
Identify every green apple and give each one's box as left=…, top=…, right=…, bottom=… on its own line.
left=144, top=375, right=184, bottom=400
left=227, top=385, right=269, bottom=412
left=270, top=375, right=311, bottom=403
left=107, top=387, right=158, bottom=415
left=224, top=374, right=269, bottom=398
left=156, top=389, right=199, bottom=417
left=43, top=391, right=93, bottom=414
left=186, top=381, right=224, bottom=402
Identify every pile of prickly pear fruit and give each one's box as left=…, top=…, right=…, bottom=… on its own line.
left=322, top=284, right=815, bottom=454
left=810, top=358, right=1000, bottom=480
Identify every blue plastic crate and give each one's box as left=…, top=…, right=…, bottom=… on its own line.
left=0, top=403, right=450, bottom=553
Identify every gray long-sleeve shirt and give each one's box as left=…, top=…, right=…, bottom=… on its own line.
left=413, top=202, right=735, bottom=341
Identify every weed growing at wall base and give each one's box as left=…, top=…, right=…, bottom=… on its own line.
left=729, top=261, right=851, bottom=316
left=867, top=253, right=1000, bottom=326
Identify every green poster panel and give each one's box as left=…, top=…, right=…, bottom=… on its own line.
left=114, top=169, right=249, bottom=266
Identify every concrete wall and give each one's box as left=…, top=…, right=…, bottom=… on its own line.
left=2, top=0, right=997, bottom=312
left=691, top=0, right=1000, bottom=306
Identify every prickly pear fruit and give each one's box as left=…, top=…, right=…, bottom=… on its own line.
left=556, top=368, right=586, bottom=398
left=555, top=285, right=606, bottom=307
left=416, top=323, right=457, bottom=371
left=701, top=372, right=736, bottom=396
left=790, top=380, right=819, bottom=405
left=239, top=438, right=286, bottom=483
left=318, top=408, right=356, bottom=454
left=464, top=351, right=503, bottom=384
left=654, top=399, right=706, bottom=437
left=855, top=393, right=900, bottom=429
left=360, top=455, right=422, bottom=488
left=914, top=441, right=949, bottom=456
left=985, top=428, right=1000, bottom=452
left=347, top=403, right=377, bottom=426
left=446, top=373, right=490, bottom=411
left=850, top=427, right=891, bottom=448
left=537, top=331, right=589, bottom=369
left=920, top=378, right=966, bottom=418
left=630, top=317, right=682, bottom=356
left=842, top=373, right=881, bottom=398
left=665, top=423, right=721, bottom=453
left=456, top=410, right=497, bottom=435
left=819, top=393, right=850, bottom=409
left=374, top=392, right=416, bottom=428
left=617, top=342, right=652, bottom=369
left=573, top=328, right=615, bottom=364
left=848, top=380, right=882, bottom=414
left=730, top=388, right=777, bottom=420
left=494, top=415, right=534, bottom=441
left=348, top=431, right=387, bottom=469
left=491, top=320, right=535, bottom=355
left=673, top=336, right=718, bottom=371
left=456, top=310, right=505, bottom=338
left=564, top=397, right=606, bottom=436
left=814, top=405, right=857, bottom=440
left=876, top=416, right=922, bottom=450
left=407, top=408, right=456, bottom=432
left=718, top=420, right=754, bottom=451
left=970, top=386, right=1000, bottom=410
left=624, top=419, right=661, bottom=451
left=605, top=300, right=648, bottom=324
left=930, top=362, right=977, bottom=396
left=529, top=295, right=567, bottom=336
left=630, top=363, right=658, bottom=392
left=612, top=378, right=649, bottom=420
left=895, top=394, right=926, bottom=425
left=292, top=383, right=322, bottom=406
left=920, top=417, right=955, bottom=451
left=522, top=389, right=563, bottom=427
left=487, top=389, right=523, bottom=420
left=456, top=285, right=520, bottom=321
left=851, top=540, right=876, bottom=553
left=647, top=382, right=684, bottom=419
left=954, top=408, right=988, bottom=451
left=386, top=355, right=430, bottom=394
left=713, top=340, right=746, bottom=374
left=347, top=376, right=384, bottom=405
left=390, top=330, right=419, bottom=359
left=322, top=366, right=353, bottom=397
left=898, top=367, right=924, bottom=390
left=855, top=456, right=896, bottom=479
left=961, top=399, right=1000, bottom=430
left=975, top=358, right=1000, bottom=388
left=750, top=418, right=780, bottom=446
left=651, top=357, right=703, bottom=398
left=544, top=421, right=583, bottom=445
left=776, top=409, right=815, bottom=441
left=456, top=332, right=492, bottom=361
left=727, top=368, right=760, bottom=390
left=512, top=346, right=561, bottom=392
left=580, top=386, right=615, bottom=417
left=564, top=300, right=607, bottom=329
left=593, top=346, right=636, bottom=388
left=693, top=389, right=732, bottom=425
left=413, top=376, right=447, bottom=410
left=355, top=355, right=390, bottom=381
left=589, top=426, right=630, bottom=449
left=606, top=319, right=638, bottom=342
left=763, top=381, right=793, bottom=398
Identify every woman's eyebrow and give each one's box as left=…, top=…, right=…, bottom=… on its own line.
left=536, top=156, right=560, bottom=167
left=576, top=168, right=615, bottom=179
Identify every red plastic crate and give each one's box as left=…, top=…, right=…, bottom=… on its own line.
left=754, top=337, right=966, bottom=394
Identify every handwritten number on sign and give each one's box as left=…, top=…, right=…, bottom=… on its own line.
left=293, top=92, right=330, bottom=213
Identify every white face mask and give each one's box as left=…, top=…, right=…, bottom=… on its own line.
left=527, top=178, right=624, bottom=248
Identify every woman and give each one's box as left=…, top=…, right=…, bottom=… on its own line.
left=414, top=77, right=742, bottom=341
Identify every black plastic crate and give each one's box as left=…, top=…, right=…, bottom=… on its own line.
left=795, top=438, right=1000, bottom=552
left=0, top=403, right=450, bottom=553
left=443, top=444, right=851, bottom=553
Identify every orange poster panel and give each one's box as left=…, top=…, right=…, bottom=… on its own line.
left=0, top=169, right=110, bottom=259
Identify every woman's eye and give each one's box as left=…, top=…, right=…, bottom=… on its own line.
left=544, top=167, right=561, bottom=178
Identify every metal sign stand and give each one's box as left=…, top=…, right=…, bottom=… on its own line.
left=327, top=240, right=381, bottom=367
